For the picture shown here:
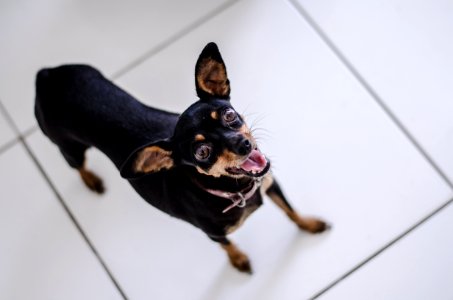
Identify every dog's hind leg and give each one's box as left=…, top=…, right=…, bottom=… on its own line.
left=59, top=140, right=105, bottom=194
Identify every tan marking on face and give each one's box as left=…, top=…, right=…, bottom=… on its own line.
left=238, top=123, right=257, bottom=153
left=197, top=58, right=230, bottom=97
left=195, top=134, right=205, bottom=142
left=195, top=149, right=239, bottom=177
left=239, top=124, right=254, bottom=143
left=208, top=149, right=237, bottom=177
left=211, top=111, right=219, bottom=120
left=195, top=166, right=209, bottom=176
left=239, top=124, right=250, bottom=135
left=135, top=146, right=173, bottom=173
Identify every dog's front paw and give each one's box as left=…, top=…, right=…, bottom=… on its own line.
left=229, top=251, right=252, bottom=274
left=222, top=243, right=253, bottom=274
left=295, top=216, right=331, bottom=234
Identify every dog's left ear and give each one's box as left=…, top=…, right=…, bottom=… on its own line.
left=195, top=42, right=230, bottom=100
left=120, top=140, right=174, bottom=179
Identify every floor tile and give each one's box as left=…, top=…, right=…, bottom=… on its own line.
left=319, top=201, right=453, bottom=300
left=0, top=103, right=16, bottom=150
left=27, top=0, right=452, bottom=299
left=0, top=0, right=234, bottom=133
left=295, top=0, right=453, bottom=183
left=0, top=144, right=123, bottom=300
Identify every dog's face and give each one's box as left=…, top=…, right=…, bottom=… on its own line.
left=121, top=43, right=269, bottom=180
left=172, top=99, right=269, bottom=178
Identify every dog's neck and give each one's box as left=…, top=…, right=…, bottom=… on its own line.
left=202, top=180, right=260, bottom=213
left=188, top=169, right=262, bottom=213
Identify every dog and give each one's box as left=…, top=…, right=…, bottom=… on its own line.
left=35, top=42, right=328, bottom=273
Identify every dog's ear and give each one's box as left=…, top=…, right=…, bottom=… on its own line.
left=195, top=42, right=230, bottom=100
left=120, top=140, right=174, bottom=179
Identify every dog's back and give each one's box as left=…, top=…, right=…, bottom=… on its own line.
left=35, top=65, right=179, bottom=168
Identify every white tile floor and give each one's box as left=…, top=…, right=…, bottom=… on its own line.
left=1, top=0, right=452, bottom=299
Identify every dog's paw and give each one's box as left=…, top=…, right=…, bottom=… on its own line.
left=297, top=217, right=331, bottom=234
left=222, top=242, right=253, bottom=274
left=230, top=251, right=252, bottom=274
left=80, top=169, right=105, bottom=194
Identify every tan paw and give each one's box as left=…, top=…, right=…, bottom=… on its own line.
left=297, top=217, right=330, bottom=234
left=230, top=251, right=252, bottom=274
left=222, top=243, right=253, bottom=274
left=79, top=169, right=105, bottom=194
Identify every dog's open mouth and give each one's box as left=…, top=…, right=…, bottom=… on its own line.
left=227, top=148, right=270, bottom=177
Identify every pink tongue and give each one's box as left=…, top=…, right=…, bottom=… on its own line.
left=240, top=149, right=268, bottom=172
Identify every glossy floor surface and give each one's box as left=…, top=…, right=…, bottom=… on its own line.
left=1, top=0, right=452, bottom=299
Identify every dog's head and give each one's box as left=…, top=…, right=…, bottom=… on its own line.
left=121, top=43, right=270, bottom=179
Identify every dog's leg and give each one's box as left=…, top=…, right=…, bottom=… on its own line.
left=263, top=175, right=328, bottom=233
left=58, top=140, right=105, bottom=194
left=210, top=236, right=252, bottom=273
left=78, top=163, right=105, bottom=194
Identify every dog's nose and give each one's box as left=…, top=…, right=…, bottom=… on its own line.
left=237, top=138, right=252, bottom=156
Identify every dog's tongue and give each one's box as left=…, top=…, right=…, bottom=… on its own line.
left=240, top=149, right=268, bottom=173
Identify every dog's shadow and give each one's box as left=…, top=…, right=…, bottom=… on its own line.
left=199, top=231, right=330, bottom=300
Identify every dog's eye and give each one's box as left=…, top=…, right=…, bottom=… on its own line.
left=223, top=108, right=238, bottom=124
left=195, top=144, right=212, bottom=161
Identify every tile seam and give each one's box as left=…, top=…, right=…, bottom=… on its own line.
left=0, top=136, right=20, bottom=155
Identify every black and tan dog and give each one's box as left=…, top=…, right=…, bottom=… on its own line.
left=35, top=43, right=328, bottom=273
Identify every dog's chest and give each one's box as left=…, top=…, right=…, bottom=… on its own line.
left=224, top=193, right=262, bottom=234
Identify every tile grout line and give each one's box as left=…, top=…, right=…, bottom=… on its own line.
left=0, top=99, right=21, bottom=138
left=111, top=0, right=241, bottom=80
left=0, top=97, right=22, bottom=155
left=0, top=101, right=129, bottom=300
left=22, top=124, right=39, bottom=138
left=0, top=136, right=20, bottom=156
left=0, top=125, right=39, bottom=156
left=308, top=197, right=453, bottom=299
left=288, top=0, right=453, bottom=191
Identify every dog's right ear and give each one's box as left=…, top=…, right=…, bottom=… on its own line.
left=120, top=140, right=174, bottom=179
left=195, top=42, right=231, bottom=100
